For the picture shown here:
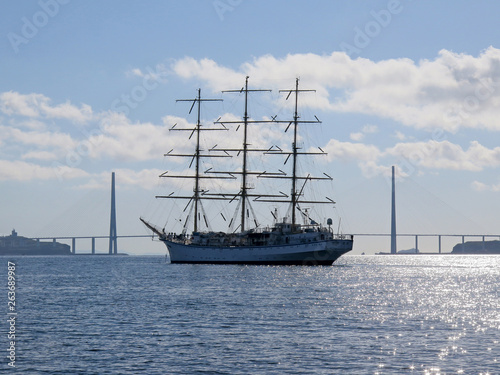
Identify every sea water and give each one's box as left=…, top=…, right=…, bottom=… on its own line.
left=2, top=255, right=499, bottom=374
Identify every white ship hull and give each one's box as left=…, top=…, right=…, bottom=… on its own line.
left=163, top=238, right=353, bottom=265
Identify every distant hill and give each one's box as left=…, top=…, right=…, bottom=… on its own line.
left=0, top=229, right=71, bottom=255
left=452, top=240, right=500, bottom=254
left=398, top=248, right=419, bottom=254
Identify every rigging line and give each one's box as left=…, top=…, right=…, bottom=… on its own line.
left=182, top=201, right=195, bottom=234
left=161, top=193, right=183, bottom=231
left=284, top=202, right=292, bottom=221
left=229, top=198, right=242, bottom=231
left=247, top=197, right=260, bottom=229
left=222, top=76, right=272, bottom=233
left=296, top=205, right=319, bottom=226
left=296, top=174, right=311, bottom=201
left=199, top=200, right=212, bottom=232
left=213, top=200, right=232, bottom=225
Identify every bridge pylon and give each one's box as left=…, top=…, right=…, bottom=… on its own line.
left=391, top=166, right=397, bottom=254
left=109, top=172, right=117, bottom=254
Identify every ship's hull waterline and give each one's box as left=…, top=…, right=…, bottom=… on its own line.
left=163, top=238, right=353, bottom=265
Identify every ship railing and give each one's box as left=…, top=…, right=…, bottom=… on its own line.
left=167, top=230, right=353, bottom=242
left=334, top=234, right=354, bottom=240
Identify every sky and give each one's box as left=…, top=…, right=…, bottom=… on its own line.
left=2, top=0, right=500, bottom=255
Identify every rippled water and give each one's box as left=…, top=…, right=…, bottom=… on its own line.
left=3, top=255, right=500, bottom=374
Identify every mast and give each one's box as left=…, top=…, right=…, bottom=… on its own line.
left=214, top=78, right=335, bottom=229
left=291, top=78, right=299, bottom=226
left=241, top=77, right=250, bottom=232
left=157, top=89, right=231, bottom=233
left=197, top=78, right=334, bottom=232
left=221, top=77, right=271, bottom=232
left=279, top=78, right=322, bottom=227
left=193, top=89, right=202, bottom=232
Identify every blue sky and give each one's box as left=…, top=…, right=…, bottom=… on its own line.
left=2, top=0, right=500, bottom=254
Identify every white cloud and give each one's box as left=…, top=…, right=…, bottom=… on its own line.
left=359, top=161, right=395, bottom=179
left=8, top=118, right=47, bottom=130
left=172, top=57, right=244, bottom=92
left=471, top=180, right=500, bottom=192
left=5, top=47, right=500, bottom=188
left=76, top=168, right=164, bottom=190
left=322, top=138, right=382, bottom=162
left=170, top=47, right=500, bottom=132
left=79, top=110, right=290, bottom=164
left=1, top=108, right=224, bottom=182
left=350, top=124, right=378, bottom=140
left=41, top=101, right=93, bottom=123
left=85, top=113, right=195, bottom=161
left=127, top=64, right=169, bottom=83
left=117, top=168, right=165, bottom=189
left=0, top=91, right=42, bottom=117
left=394, top=131, right=406, bottom=140
left=362, top=124, right=378, bottom=133
left=0, top=92, right=93, bottom=123
left=317, top=137, right=500, bottom=179
left=386, top=140, right=500, bottom=171
left=0, top=160, right=88, bottom=181
left=129, top=68, right=144, bottom=77
left=21, top=151, right=58, bottom=161
left=3, top=126, right=77, bottom=151
left=350, top=132, right=364, bottom=141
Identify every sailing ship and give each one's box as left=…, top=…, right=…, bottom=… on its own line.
left=141, top=77, right=353, bottom=265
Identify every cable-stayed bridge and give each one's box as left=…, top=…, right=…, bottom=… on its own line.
left=352, top=233, right=500, bottom=254
left=28, top=234, right=157, bottom=255
left=24, top=170, right=499, bottom=255
left=24, top=172, right=161, bottom=255
left=27, top=232, right=500, bottom=255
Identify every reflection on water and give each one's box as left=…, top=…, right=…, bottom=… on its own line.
left=7, top=254, right=500, bottom=374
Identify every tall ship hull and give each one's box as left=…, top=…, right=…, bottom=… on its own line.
left=142, top=77, right=354, bottom=265
left=165, top=239, right=352, bottom=265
